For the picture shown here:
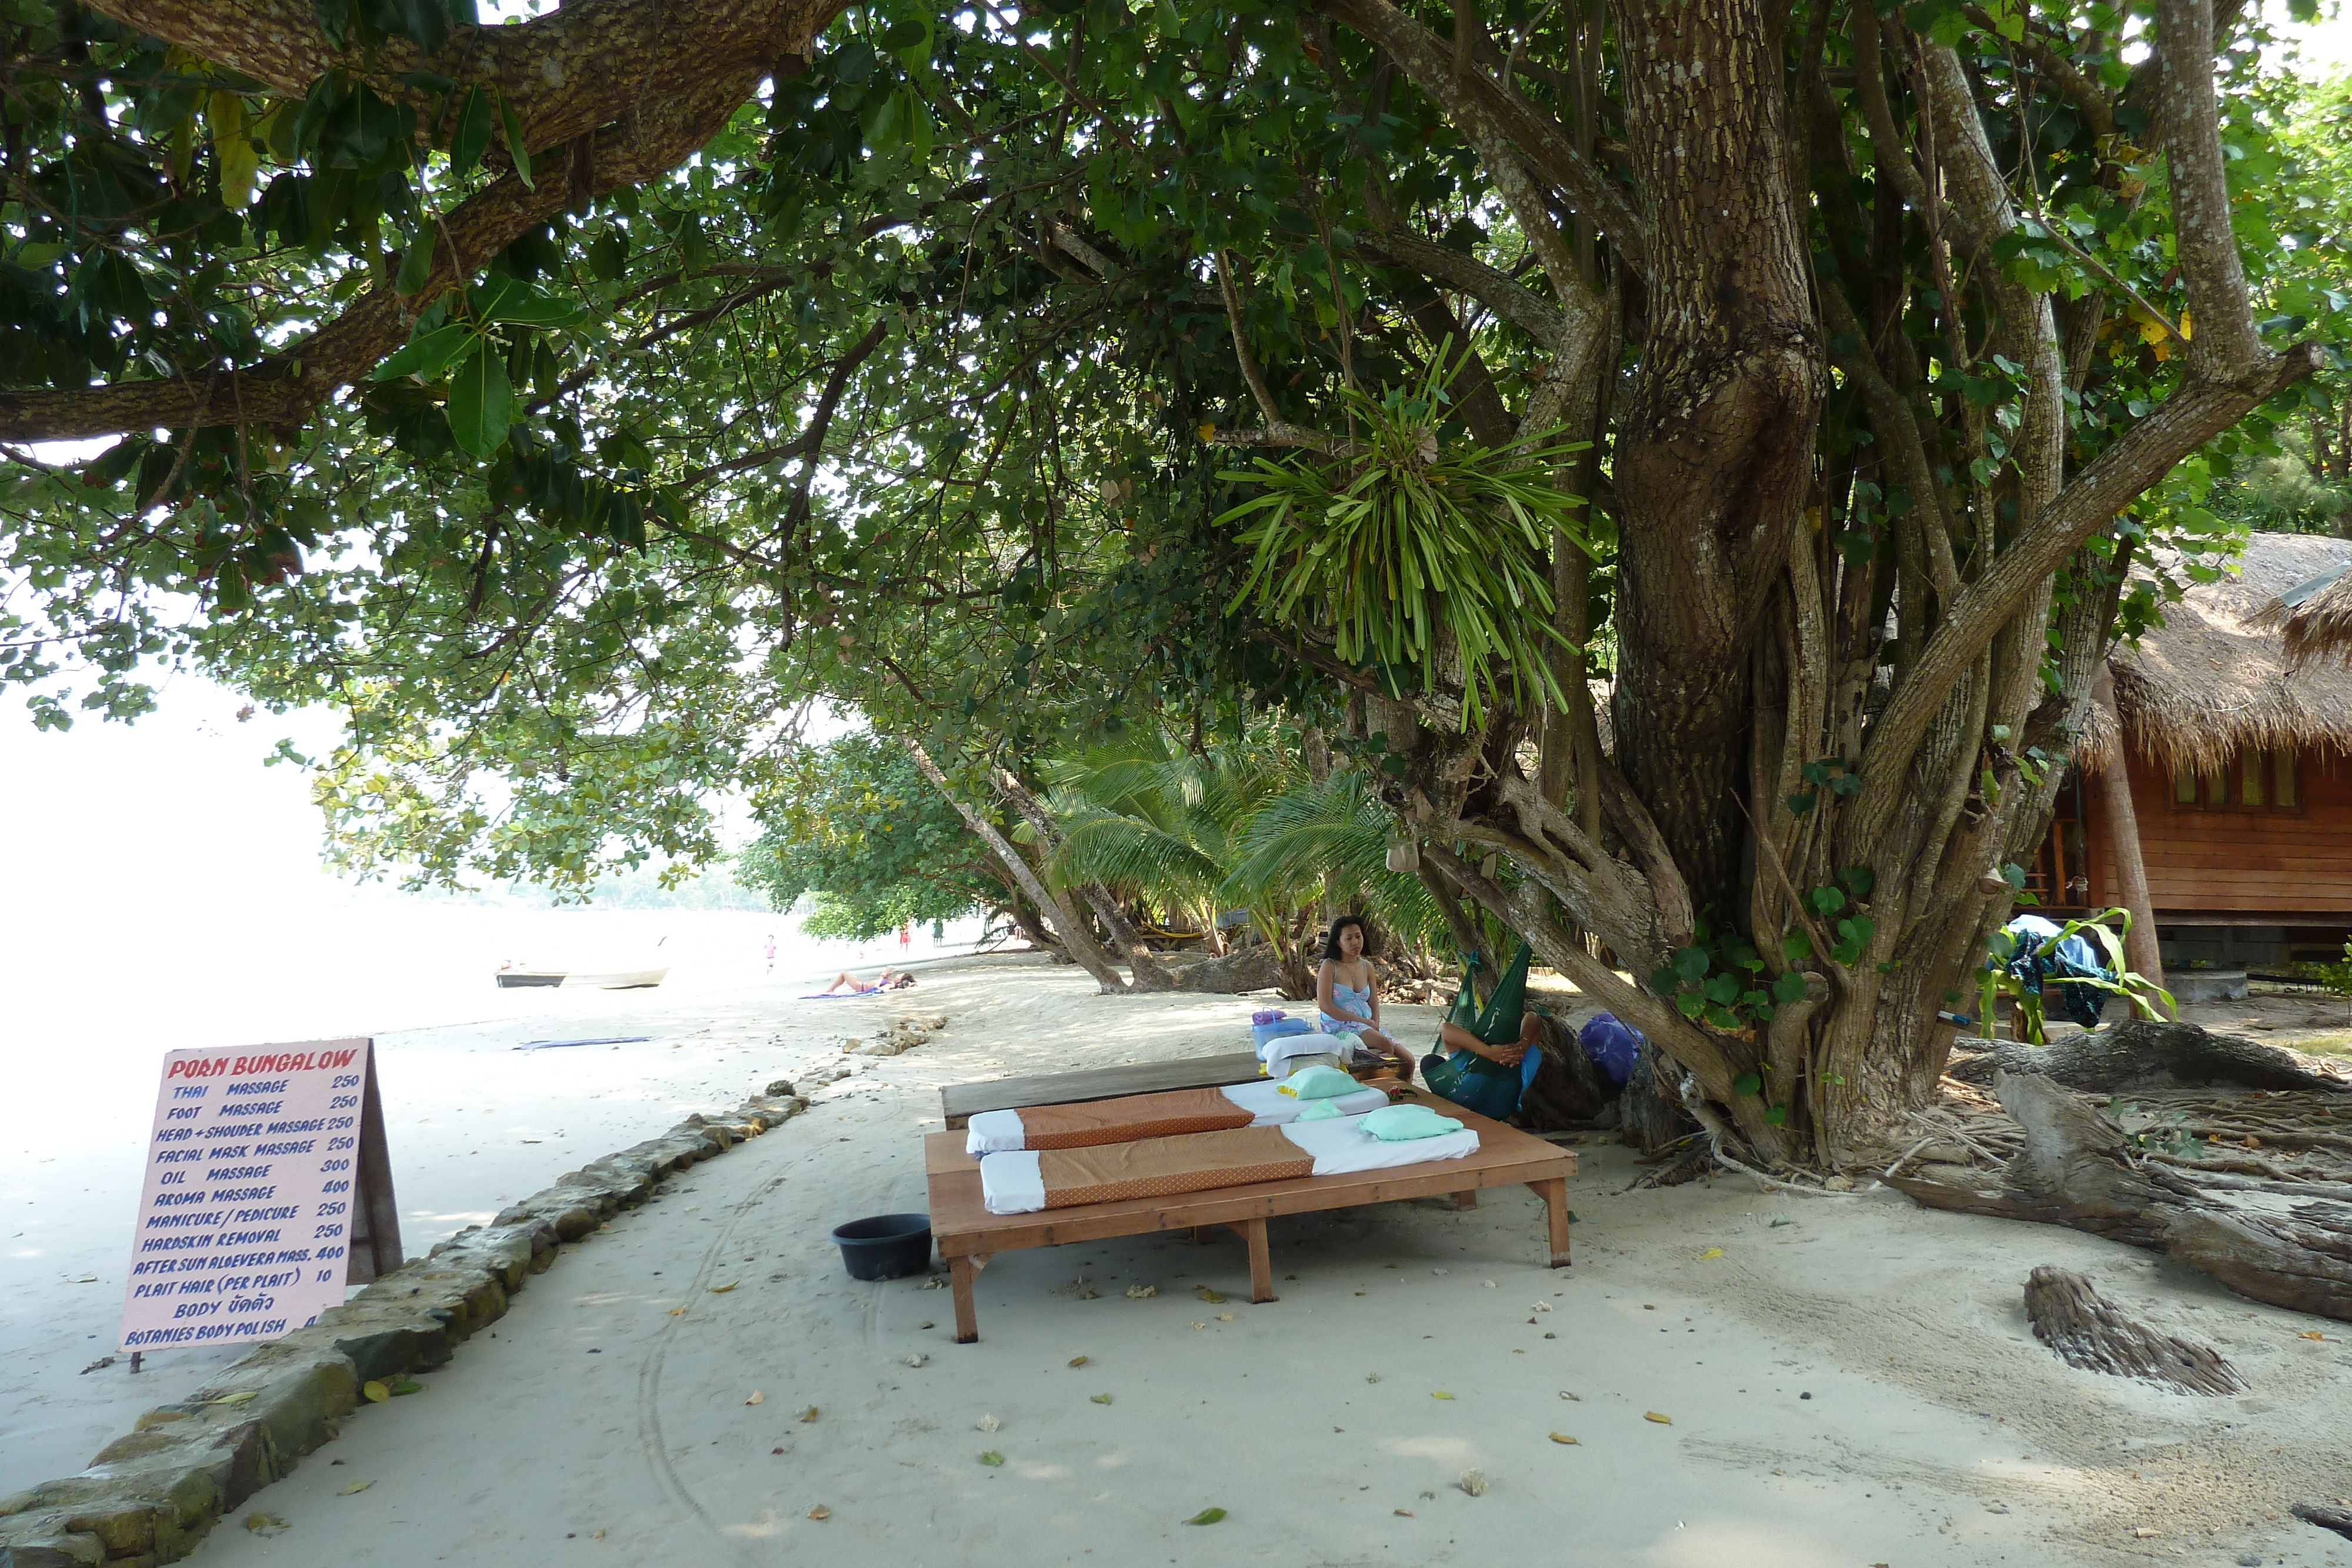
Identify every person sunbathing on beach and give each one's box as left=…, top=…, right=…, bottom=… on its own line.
left=1314, top=915, right=1415, bottom=1081
left=817, top=968, right=915, bottom=995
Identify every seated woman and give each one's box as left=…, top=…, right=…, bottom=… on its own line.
left=817, top=967, right=914, bottom=995
left=1315, top=915, right=1415, bottom=1082
left=1434, top=1009, right=1545, bottom=1074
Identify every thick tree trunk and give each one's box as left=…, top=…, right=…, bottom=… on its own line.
left=1607, top=0, right=1826, bottom=916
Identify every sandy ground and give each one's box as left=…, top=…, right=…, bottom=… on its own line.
left=1, top=950, right=975, bottom=1497
left=31, top=955, right=2333, bottom=1568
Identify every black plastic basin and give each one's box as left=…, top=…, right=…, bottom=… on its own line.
left=831, top=1212, right=933, bottom=1282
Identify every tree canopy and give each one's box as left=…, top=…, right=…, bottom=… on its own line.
left=5, top=0, right=2349, bottom=1159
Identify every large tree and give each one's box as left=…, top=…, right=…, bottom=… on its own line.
left=2, top=0, right=2343, bottom=1162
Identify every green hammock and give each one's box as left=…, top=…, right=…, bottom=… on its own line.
left=1444, top=941, right=1532, bottom=1047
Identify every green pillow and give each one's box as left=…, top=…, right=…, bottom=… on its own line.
left=1295, top=1099, right=1347, bottom=1121
left=1280, top=1064, right=1359, bottom=1101
left=1360, top=1104, right=1466, bottom=1141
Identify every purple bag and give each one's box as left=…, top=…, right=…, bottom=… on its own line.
left=1578, top=1012, right=1645, bottom=1086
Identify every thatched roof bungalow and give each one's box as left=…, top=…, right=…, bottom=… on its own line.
left=2060, top=533, right=2352, bottom=971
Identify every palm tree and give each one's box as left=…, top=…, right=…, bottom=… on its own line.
left=1044, top=726, right=1460, bottom=994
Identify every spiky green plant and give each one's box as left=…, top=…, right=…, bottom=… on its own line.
left=1217, top=343, right=1592, bottom=728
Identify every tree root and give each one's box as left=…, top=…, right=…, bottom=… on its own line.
left=2291, top=1503, right=2352, bottom=1542
left=2022, top=1265, right=2245, bottom=1394
left=1890, top=1072, right=2352, bottom=1322
left=1946, top=1019, right=2351, bottom=1095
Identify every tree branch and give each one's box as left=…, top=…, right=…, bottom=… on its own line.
left=1318, top=0, right=1649, bottom=279
left=2154, top=0, right=2263, bottom=379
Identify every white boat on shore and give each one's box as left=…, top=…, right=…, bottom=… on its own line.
left=495, top=967, right=669, bottom=990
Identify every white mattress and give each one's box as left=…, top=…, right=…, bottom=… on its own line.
left=977, top=1112, right=1479, bottom=1215
left=963, top=1081, right=1389, bottom=1154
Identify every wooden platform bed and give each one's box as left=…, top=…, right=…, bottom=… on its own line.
left=924, top=1105, right=1577, bottom=1343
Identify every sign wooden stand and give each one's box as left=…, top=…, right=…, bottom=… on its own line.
left=343, top=1050, right=404, bottom=1286
left=122, top=1039, right=400, bottom=1371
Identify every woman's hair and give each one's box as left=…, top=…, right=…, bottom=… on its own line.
left=1321, top=914, right=1375, bottom=962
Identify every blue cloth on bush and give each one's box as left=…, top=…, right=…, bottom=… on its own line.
left=1579, top=1013, right=1645, bottom=1086
left=1995, top=915, right=2113, bottom=1029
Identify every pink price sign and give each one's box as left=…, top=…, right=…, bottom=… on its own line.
left=120, top=1039, right=376, bottom=1352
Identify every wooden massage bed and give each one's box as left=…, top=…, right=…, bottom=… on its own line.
left=925, top=1103, right=1576, bottom=1343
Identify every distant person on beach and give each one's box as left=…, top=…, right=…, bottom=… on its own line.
left=817, top=968, right=916, bottom=995
left=898, top=923, right=911, bottom=955
left=1314, top=915, right=1415, bottom=1081
left=763, top=934, right=777, bottom=975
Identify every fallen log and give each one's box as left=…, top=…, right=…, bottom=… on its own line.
left=2022, top=1265, right=2244, bottom=1393
left=1889, top=1072, right=2352, bottom=1322
left=1946, top=1019, right=2351, bottom=1095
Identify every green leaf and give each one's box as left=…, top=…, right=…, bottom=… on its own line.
left=1786, top=791, right=1816, bottom=815
left=493, top=87, right=533, bottom=189
left=1782, top=930, right=1814, bottom=962
left=1763, top=1104, right=1789, bottom=1127
left=451, top=86, right=493, bottom=178
left=473, top=274, right=585, bottom=327
left=394, top=235, right=436, bottom=296
left=1732, top=1071, right=1762, bottom=1098
left=1671, top=945, right=1710, bottom=982
left=206, top=92, right=260, bottom=212
left=1702, top=973, right=1741, bottom=1005
left=1771, top=969, right=1809, bottom=1005
left=395, top=0, right=452, bottom=53
left=445, top=343, right=513, bottom=457
left=1675, top=991, right=1705, bottom=1020
left=1808, top=885, right=1845, bottom=916
left=371, top=323, right=477, bottom=382
left=1838, top=865, right=1875, bottom=899
left=1184, top=1508, right=1227, bottom=1526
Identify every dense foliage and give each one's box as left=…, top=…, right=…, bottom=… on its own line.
left=5, top=0, right=2350, bottom=1156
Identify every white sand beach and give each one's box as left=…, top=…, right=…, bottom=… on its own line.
left=15, top=955, right=2352, bottom=1567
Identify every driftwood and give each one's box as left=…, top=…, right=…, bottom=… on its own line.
left=2022, top=1265, right=2245, bottom=1393
left=2291, top=1503, right=2352, bottom=1542
left=1946, top=1019, right=2352, bottom=1095
left=1889, top=1072, right=2352, bottom=1322
left=1162, top=947, right=1289, bottom=995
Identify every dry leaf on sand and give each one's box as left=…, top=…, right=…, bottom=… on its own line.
left=744, top=1391, right=764, bottom=1406
left=806, top=1505, right=831, bottom=1521
left=1091, top=1392, right=1114, bottom=1405
left=362, top=1381, right=390, bottom=1403
left=1068, top=1355, right=1090, bottom=1368
left=799, top=1406, right=820, bottom=1422
left=1549, top=1433, right=1579, bottom=1445
left=1644, top=1412, right=1672, bottom=1425
left=1431, top=1390, right=1455, bottom=1400
left=980, top=1450, right=1005, bottom=1467
left=338, top=1480, right=373, bottom=1495
left=709, top=1281, right=739, bottom=1293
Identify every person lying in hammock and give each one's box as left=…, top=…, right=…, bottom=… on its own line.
left=817, top=967, right=916, bottom=995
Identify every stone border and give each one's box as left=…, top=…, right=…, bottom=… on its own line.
left=0, top=1086, right=808, bottom=1566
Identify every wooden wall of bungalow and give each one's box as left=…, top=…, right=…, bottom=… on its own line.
left=2039, top=748, right=2352, bottom=947
left=2032, top=534, right=2352, bottom=968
